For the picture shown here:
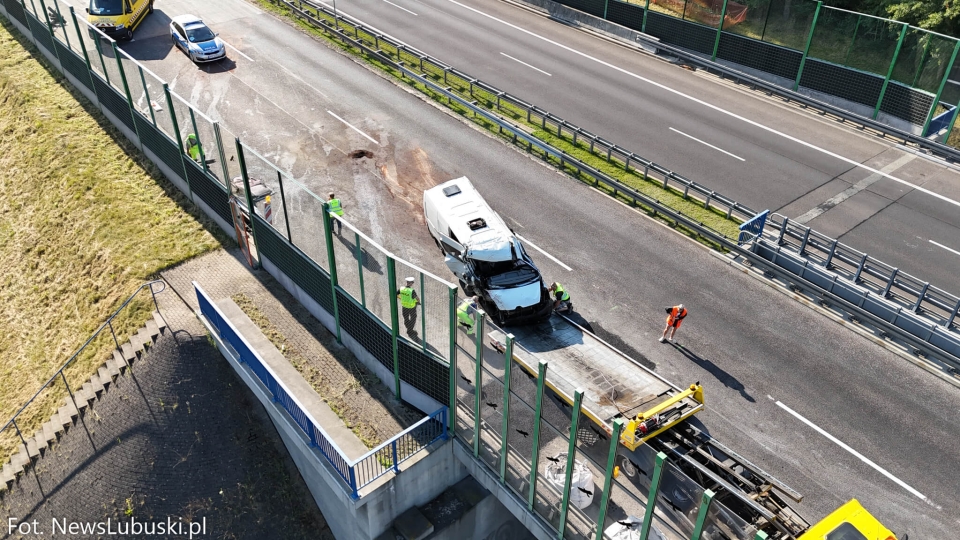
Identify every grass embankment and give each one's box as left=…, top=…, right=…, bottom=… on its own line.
left=253, top=0, right=741, bottom=244
left=0, top=22, right=222, bottom=459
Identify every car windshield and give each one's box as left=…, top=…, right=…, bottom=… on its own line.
left=185, top=24, right=215, bottom=43
left=481, top=261, right=540, bottom=289
left=88, top=0, right=123, bottom=16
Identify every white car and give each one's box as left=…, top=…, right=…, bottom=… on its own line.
left=170, top=15, right=226, bottom=63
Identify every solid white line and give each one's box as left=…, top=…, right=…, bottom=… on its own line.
left=669, top=127, right=744, bottom=161
left=515, top=234, right=572, bottom=271
left=441, top=0, right=960, bottom=210
left=500, top=52, right=552, bottom=76
left=327, top=110, right=380, bottom=145
left=930, top=239, right=960, bottom=257
left=223, top=41, right=254, bottom=62
left=382, top=0, right=418, bottom=16
left=775, top=400, right=928, bottom=501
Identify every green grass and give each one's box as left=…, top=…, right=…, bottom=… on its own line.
left=254, top=0, right=749, bottom=250
left=0, top=21, right=222, bottom=460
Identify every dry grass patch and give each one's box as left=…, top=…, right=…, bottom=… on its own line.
left=0, top=22, right=222, bottom=458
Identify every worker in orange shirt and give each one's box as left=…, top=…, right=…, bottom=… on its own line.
left=659, top=304, right=687, bottom=343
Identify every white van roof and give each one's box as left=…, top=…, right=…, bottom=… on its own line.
left=424, top=177, right=514, bottom=262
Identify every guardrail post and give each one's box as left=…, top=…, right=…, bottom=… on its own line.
left=798, top=227, right=811, bottom=255
left=874, top=23, right=908, bottom=120
left=923, top=41, right=960, bottom=136
left=527, top=360, right=548, bottom=512
left=594, top=418, right=625, bottom=540
left=69, top=8, right=92, bottom=73
left=641, top=0, right=651, bottom=33
left=557, top=390, right=584, bottom=538
left=947, top=298, right=960, bottom=328
left=793, top=1, right=821, bottom=91
left=321, top=202, right=342, bottom=344
left=387, top=256, right=402, bottom=399
left=823, top=239, right=838, bottom=268
left=499, top=333, right=514, bottom=482
left=639, top=452, right=667, bottom=540
left=913, top=283, right=929, bottom=312
left=711, top=0, right=729, bottom=61
left=777, top=215, right=788, bottom=244
left=882, top=268, right=899, bottom=298
left=473, top=309, right=485, bottom=458
left=853, top=253, right=868, bottom=282
left=690, top=489, right=716, bottom=539
left=448, top=286, right=457, bottom=433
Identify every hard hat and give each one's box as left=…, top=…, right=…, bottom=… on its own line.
left=328, top=192, right=335, bottom=198
left=405, top=277, right=414, bottom=283
left=678, top=304, right=684, bottom=310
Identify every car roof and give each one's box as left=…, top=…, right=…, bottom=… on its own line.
left=171, top=14, right=205, bottom=27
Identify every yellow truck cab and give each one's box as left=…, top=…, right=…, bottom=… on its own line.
left=799, top=500, right=900, bottom=540
left=86, top=0, right=153, bottom=40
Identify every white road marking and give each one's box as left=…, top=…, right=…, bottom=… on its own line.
left=223, top=41, right=254, bottom=62
left=775, top=400, right=929, bottom=501
left=930, top=239, right=960, bottom=257
left=500, top=52, right=552, bottom=76
left=382, top=0, right=418, bottom=16
left=669, top=127, right=744, bottom=161
left=327, top=110, right=380, bottom=145
left=794, top=153, right=916, bottom=224
left=515, top=234, right=572, bottom=271
left=442, top=0, right=960, bottom=210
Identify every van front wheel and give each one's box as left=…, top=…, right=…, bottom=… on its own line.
left=147, top=0, right=153, bottom=13
left=124, top=28, right=133, bottom=40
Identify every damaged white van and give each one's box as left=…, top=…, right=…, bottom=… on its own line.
left=424, top=177, right=552, bottom=326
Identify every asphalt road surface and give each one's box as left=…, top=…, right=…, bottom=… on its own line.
left=90, top=0, right=960, bottom=536
left=318, top=0, right=960, bottom=301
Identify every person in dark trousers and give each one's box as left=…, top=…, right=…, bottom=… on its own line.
left=397, top=277, right=420, bottom=338
left=328, top=192, right=344, bottom=235
left=659, top=304, right=687, bottom=343
left=548, top=282, right=571, bottom=313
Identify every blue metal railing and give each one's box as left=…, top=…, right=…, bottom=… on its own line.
left=925, top=103, right=956, bottom=136
left=195, top=282, right=449, bottom=499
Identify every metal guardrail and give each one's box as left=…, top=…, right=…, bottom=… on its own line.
left=284, top=3, right=960, bottom=370
left=195, top=282, right=449, bottom=499
left=0, top=281, right=165, bottom=455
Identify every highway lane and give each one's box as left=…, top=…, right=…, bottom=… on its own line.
left=104, top=1, right=959, bottom=535
left=319, top=0, right=960, bottom=300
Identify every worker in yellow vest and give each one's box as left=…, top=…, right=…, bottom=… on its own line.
left=328, top=192, right=344, bottom=235
left=397, top=277, right=421, bottom=338
left=548, top=282, right=571, bottom=313
left=457, top=296, right=479, bottom=335
left=185, top=133, right=202, bottom=163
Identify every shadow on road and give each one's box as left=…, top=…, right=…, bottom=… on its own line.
left=672, top=343, right=755, bottom=403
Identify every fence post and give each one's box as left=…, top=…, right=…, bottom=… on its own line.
left=793, top=1, right=822, bottom=91
left=499, top=333, right=514, bottom=482
left=557, top=390, right=584, bottom=538
left=527, top=360, right=548, bottom=511
left=53, top=0, right=70, bottom=49
left=355, top=232, right=366, bottom=307
left=473, top=309, right=485, bottom=458
left=37, top=0, right=55, bottom=38
left=641, top=0, right=651, bottom=33
left=236, top=140, right=260, bottom=267
left=69, top=8, right=92, bottom=73
left=594, top=419, right=626, bottom=540
left=92, top=35, right=110, bottom=84
left=420, top=273, right=426, bottom=353
left=387, top=257, right=402, bottom=399
left=137, top=67, right=157, bottom=127
left=711, top=0, right=729, bottom=61
left=165, top=84, right=192, bottom=199
left=448, top=286, right=457, bottom=434
left=639, top=452, right=667, bottom=540
left=690, top=490, right=716, bottom=540
left=111, top=43, right=136, bottom=120
left=321, top=202, right=342, bottom=344
left=923, top=40, right=960, bottom=136
left=276, top=170, right=293, bottom=243
left=392, top=440, right=400, bottom=474
left=214, top=122, right=230, bottom=182
left=874, top=23, right=909, bottom=120
left=603, top=0, right=609, bottom=20
left=944, top=93, right=960, bottom=143
left=911, top=35, right=933, bottom=88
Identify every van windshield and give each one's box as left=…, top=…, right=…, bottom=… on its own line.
left=480, top=261, right=540, bottom=289
left=89, top=0, right=124, bottom=16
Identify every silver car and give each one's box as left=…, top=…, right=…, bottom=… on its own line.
left=170, top=14, right=226, bottom=63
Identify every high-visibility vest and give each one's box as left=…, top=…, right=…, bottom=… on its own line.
left=457, top=299, right=475, bottom=326
left=328, top=198, right=344, bottom=216
left=185, top=134, right=201, bottom=161
left=398, top=287, right=417, bottom=308
left=554, top=283, right=570, bottom=302
left=668, top=306, right=687, bottom=324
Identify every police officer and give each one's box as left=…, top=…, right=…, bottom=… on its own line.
left=397, top=277, right=420, bottom=338
left=328, top=192, right=344, bottom=235
left=185, top=133, right=202, bottom=163
left=548, top=282, right=571, bottom=313
left=457, top=296, right=479, bottom=335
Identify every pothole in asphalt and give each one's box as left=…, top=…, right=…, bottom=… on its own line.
left=350, top=150, right=374, bottom=159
